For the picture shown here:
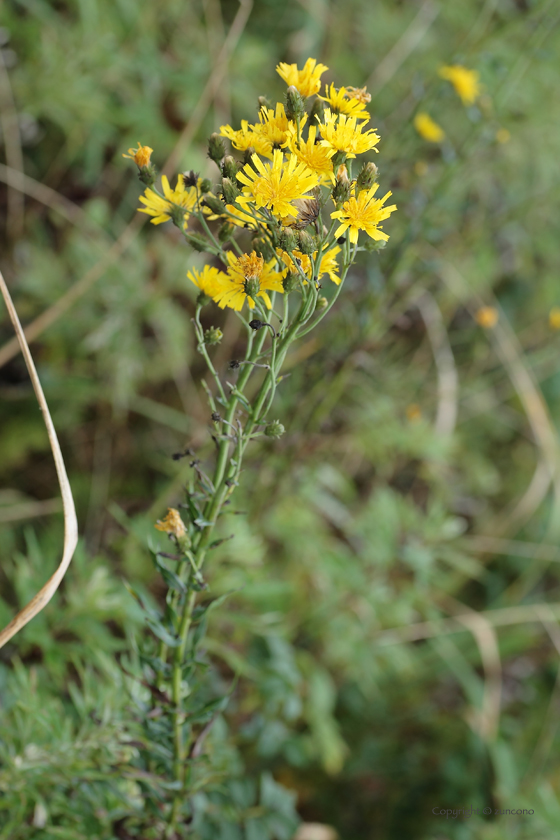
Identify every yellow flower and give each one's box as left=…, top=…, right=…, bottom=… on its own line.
left=138, top=175, right=198, bottom=226
left=187, top=265, right=228, bottom=297
left=212, top=251, right=284, bottom=311
left=318, top=109, right=380, bottom=159
left=155, top=508, right=186, bottom=539
left=236, top=150, right=320, bottom=220
left=256, top=102, right=302, bottom=149
left=406, top=404, right=422, bottom=423
left=123, top=142, right=153, bottom=168
left=475, top=306, right=498, bottom=328
left=439, top=65, right=481, bottom=106
left=277, top=245, right=341, bottom=285
left=219, top=120, right=272, bottom=158
left=319, top=84, right=370, bottom=121
left=345, top=86, right=371, bottom=105
left=496, top=128, right=510, bottom=144
left=331, top=183, right=396, bottom=244
left=414, top=112, right=445, bottom=143
left=283, top=124, right=335, bottom=184
left=550, top=307, right=560, bottom=330
left=276, top=57, right=328, bottom=98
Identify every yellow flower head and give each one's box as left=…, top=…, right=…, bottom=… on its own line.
left=331, top=183, right=396, bottom=244
left=319, top=84, right=370, bottom=121
left=317, top=245, right=341, bottom=285
left=256, top=102, right=302, bottom=149
left=155, top=508, right=186, bottom=539
left=276, top=57, right=329, bottom=98
left=549, top=307, right=560, bottom=330
left=236, top=150, right=320, bottom=220
left=138, top=175, right=198, bottom=226
left=414, top=112, right=445, bottom=143
left=496, top=128, right=510, bottom=144
left=212, top=251, right=284, bottom=311
left=406, top=404, right=422, bottom=423
left=475, top=306, right=498, bottom=329
left=318, top=109, right=380, bottom=159
left=219, top=120, right=272, bottom=158
left=283, top=124, right=335, bottom=184
left=277, top=245, right=341, bottom=285
left=439, top=65, right=481, bottom=106
left=123, top=142, right=153, bottom=168
left=187, top=264, right=228, bottom=297
left=278, top=248, right=313, bottom=280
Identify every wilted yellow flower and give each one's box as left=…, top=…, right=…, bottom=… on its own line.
left=236, top=150, right=320, bottom=220
left=123, top=142, right=153, bottom=168
left=414, top=112, right=445, bottom=143
left=549, top=307, right=560, bottom=329
left=284, top=124, right=335, bottom=184
left=138, top=175, right=198, bottom=226
left=319, top=84, right=370, bottom=121
left=318, top=109, right=380, bottom=159
left=475, top=306, right=498, bottom=328
left=331, top=183, right=396, bottom=244
left=439, top=65, right=481, bottom=105
left=276, top=57, right=328, bottom=98
left=155, top=508, right=186, bottom=539
left=187, top=265, right=228, bottom=297
left=496, top=128, right=511, bottom=144
left=212, top=251, right=284, bottom=311
left=345, top=85, right=372, bottom=104
left=219, top=120, right=272, bottom=158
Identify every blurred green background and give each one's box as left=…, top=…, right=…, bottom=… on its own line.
left=2, top=0, right=560, bottom=837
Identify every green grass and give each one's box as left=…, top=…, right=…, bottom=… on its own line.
left=2, top=0, right=560, bottom=837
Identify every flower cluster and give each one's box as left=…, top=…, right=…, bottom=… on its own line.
left=127, top=57, right=396, bottom=314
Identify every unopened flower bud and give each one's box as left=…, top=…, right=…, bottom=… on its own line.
left=309, top=98, right=325, bottom=124
left=202, top=194, right=226, bottom=216
left=265, top=420, right=285, bottom=439
left=185, top=232, right=211, bottom=252
left=208, top=132, right=226, bottom=163
left=285, top=85, right=306, bottom=121
left=204, top=326, right=223, bottom=344
left=279, top=227, right=298, bottom=252
left=200, top=178, right=212, bottom=194
left=331, top=150, right=347, bottom=169
left=218, top=222, right=234, bottom=242
left=197, top=291, right=212, bottom=307
left=356, top=161, right=378, bottom=194
left=221, top=177, right=240, bottom=204
left=315, top=295, right=328, bottom=310
left=332, top=164, right=351, bottom=204
left=283, top=272, right=300, bottom=293
left=138, top=165, right=157, bottom=188
left=298, top=230, right=316, bottom=255
left=258, top=95, right=272, bottom=111
left=222, top=155, right=239, bottom=179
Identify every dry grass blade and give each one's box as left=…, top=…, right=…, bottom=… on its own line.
left=416, top=291, right=458, bottom=437
left=0, top=269, right=78, bottom=649
left=0, top=0, right=253, bottom=371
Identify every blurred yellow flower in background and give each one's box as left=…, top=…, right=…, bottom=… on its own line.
left=414, top=112, right=445, bottom=143
left=549, top=307, right=560, bottom=329
left=439, top=64, right=481, bottom=105
left=476, top=306, right=498, bottom=328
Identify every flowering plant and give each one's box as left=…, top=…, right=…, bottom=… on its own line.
left=123, top=56, right=395, bottom=837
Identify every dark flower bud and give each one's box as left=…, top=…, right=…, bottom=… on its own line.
left=278, top=227, right=298, bottom=252
left=332, top=164, right=351, bottom=204
left=185, top=232, right=211, bottom=252
left=208, top=132, right=226, bottom=163
left=200, top=178, right=212, bottom=194
left=211, top=411, right=221, bottom=421
left=183, top=170, right=199, bottom=187
left=309, top=97, right=325, bottom=125
left=228, top=359, right=240, bottom=370
left=258, top=95, right=272, bottom=111
left=222, top=155, right=239, bottom=179
left=265, top=420, right=285, bottom=438
left=249, top=319, right=276, bottom=336
left=298, top=230, right=316, bottom=255
left=204, top=326, right=223, bottom=343
left=202, top=194, right=226, bottom=216
left=285, top=85, right=306, bottom=121
left=243, top=146, right=256, bottom=165
left=356, top=161, right=378, bottom=194
left=221, top=177, right=240, bottom=204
